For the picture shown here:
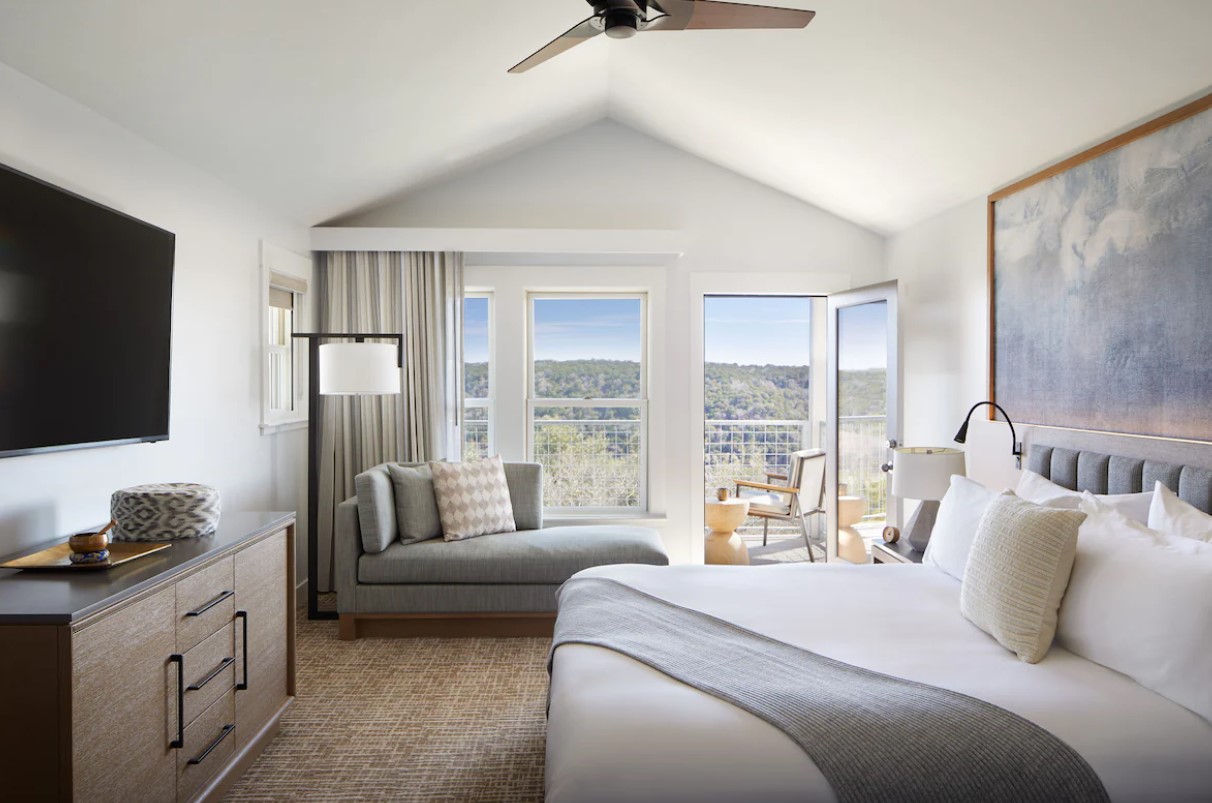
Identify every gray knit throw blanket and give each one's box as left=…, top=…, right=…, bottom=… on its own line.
left=550, top=577, right=1109, bottom=803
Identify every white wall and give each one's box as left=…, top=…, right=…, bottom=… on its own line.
left=337, top=120, right=887, bottom=562
left=0, top=61, right=312, bottom=574
left=884, top=198, right=1022, bottom=492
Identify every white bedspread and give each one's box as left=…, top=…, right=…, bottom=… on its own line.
left=546, top=563, right=1212, bottom=802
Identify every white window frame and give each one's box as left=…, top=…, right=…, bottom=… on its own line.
left=526, top=291, right=649, bottom=515
left=260, top=242, right=310, bottom=433
left=463, top=291, right=495, bottom=459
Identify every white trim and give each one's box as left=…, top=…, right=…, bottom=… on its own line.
left=260, top=240, right=312, bottom=432
left=310, top=227, right=685, bottom=255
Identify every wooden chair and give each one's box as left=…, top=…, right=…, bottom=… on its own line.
left=733, top=449, right=826, bottom=562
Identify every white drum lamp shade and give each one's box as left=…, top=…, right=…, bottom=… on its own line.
left=890, top=446, right=966, bottom=552
left=890, top=447, right=966, bottom=501
left=318, top=342, right=401, bottom=395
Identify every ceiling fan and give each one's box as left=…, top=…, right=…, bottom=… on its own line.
left=509, top=0, right=815, bottom=73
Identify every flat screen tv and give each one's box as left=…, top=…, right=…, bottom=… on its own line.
left=0, top=162, right=175, bottom=458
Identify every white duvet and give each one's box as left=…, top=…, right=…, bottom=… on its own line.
left=546, top=563, right=1212, bottom=802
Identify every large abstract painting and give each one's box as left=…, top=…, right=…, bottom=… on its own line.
left=991, top=95, right=1212, bottom=442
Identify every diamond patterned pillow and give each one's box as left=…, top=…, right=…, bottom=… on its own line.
left=429, top=456, right=517, bottom=541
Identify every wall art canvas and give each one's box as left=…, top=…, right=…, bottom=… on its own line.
left=991, top=96, right=1212, bottom=442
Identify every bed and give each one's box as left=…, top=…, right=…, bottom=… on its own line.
left=545, top=440, right=1212, bottom=802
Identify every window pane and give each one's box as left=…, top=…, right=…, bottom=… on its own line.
left=532, top=406, right=641, bottom=508
left=464, top=296, right=489, bottom=398
left=463, top=405, right=489, bottom=460
left=533, top=298, right=641, bottom=398
left=268, top=306, right=292, bottom=348
left=268, top=305, right=294, bottom=413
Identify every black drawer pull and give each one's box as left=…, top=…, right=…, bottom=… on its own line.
left=169, top=654, right=185, bottom=749
left=186, top=656, right=235, bottom=691
left=187, top=723, right=235, bottom=765
left=185, top=589, right=234, bottom=617
left=236, top=610, right=249, bottom=691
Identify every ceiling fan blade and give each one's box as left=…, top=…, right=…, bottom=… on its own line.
left=646, top=0, right=814, bottom=31
left=509, top=17, right=603, bottom=73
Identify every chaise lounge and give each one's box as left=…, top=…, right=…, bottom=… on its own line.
left=335, top=461, right=668, bottom=639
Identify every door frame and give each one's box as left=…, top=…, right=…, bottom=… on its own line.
left=688, top=272, right=850, bottom=563
left=826, top=280, right=902, bottom=562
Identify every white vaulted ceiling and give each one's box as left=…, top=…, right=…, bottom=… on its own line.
left=1, top=0, right=1211, bottom=232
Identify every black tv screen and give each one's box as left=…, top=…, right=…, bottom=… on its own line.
left=0, top=163, right=174, bottom=458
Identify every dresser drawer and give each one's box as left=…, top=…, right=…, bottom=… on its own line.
left=181, top=622, right=236, bottom=727
left=176, top=557, right=234, bottom=652
left=177, top=690, right=236, bottom=803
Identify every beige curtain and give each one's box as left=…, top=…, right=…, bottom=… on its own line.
left=402, top=251, right=464, bottom=462
left=313, top=250, right=463, bottom=593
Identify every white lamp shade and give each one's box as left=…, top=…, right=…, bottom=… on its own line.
left=890, top=447, right=966, bottom=501
left=318, top=342, right=401, bottom=395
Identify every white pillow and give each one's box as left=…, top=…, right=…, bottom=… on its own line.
left=1148, top=481, right=1212, bottom=542
left=1058, top=494, right=1212, bottom=723
left=1016, top=470, right=1152, bottom=524
left=960, top=491, right=1085, bottom=663
left=922, top=475, right=998, bottom=581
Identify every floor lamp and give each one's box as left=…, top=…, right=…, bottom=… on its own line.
left=293, top=333, right=403, bottom=620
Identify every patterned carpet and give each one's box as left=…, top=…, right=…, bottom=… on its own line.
left=224, top=617, right=549, bottom=802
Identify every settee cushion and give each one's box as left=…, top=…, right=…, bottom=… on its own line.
left=388, top=464, right=443, bottom=545
left=358, top=525, right=668, bottom=585
left=354, top=468, right=398, bottom=554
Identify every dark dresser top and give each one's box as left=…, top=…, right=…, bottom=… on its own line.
left=0, top=512, right=295, bottom=625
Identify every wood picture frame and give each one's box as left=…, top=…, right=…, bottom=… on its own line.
left=986, top=89, right=1212, bottom=440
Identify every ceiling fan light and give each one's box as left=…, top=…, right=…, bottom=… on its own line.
left=603, top=9, right=639, bottom=38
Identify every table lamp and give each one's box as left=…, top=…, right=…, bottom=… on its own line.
left=890, top=446, right=966, bottom=552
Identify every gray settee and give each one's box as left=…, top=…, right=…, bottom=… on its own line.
left=335, top=461, right=668, bottom=638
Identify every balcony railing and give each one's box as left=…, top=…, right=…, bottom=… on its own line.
left=464, top=415, right=887, bottom=527
left=706, top=416, right=887, bottom=536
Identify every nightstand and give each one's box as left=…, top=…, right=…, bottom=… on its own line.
left=871, top=539, right=924, bottom=565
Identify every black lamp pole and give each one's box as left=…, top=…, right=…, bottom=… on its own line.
left=292, top=332, right=404, bottom=621
left=954, top=401, right=1022, bottom=469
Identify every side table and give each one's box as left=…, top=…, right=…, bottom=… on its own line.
left=704, top=497, right=751, bottom=565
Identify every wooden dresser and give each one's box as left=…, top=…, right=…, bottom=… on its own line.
left=0, top=513, right=296, bottom=802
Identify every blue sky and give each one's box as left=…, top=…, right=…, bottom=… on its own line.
left=533, top=298, right=642, bottom=361
left=705, top=296, right=812, bottom=366
left=464, top=295, right=887, bottom=368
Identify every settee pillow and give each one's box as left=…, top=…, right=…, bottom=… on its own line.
left=1148, top=481, right=1212, bottom=542
left=922, top=475, right=998, bottom=581
left=387, top=464, right=444, bottom=545
left=1016, top=469, right=1151, bottom=523
left=960, top=491, right=1085, bottom=663
left=1059, top=494, right=1212, bottom=723
left=430, top=456, right=517, bottom=541
left=354, top=467, right=398, bottom=554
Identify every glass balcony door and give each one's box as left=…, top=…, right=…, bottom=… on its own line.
left=826, top=281, right=900, bottom=563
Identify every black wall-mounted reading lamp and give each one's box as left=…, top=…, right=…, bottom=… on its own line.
left=954, top=401, right=1023, bottom=469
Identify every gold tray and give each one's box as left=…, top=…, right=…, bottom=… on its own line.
left=0, top=541, right=171, bottom=571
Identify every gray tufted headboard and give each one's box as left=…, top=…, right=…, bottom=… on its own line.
left=1027, top=443, right=1212, bottom=514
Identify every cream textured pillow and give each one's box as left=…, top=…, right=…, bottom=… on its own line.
left=960, top=491, right=1086, bottom=663
left=429, top=456, right=517, bottom=541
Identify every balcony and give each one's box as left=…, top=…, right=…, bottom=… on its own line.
left=463, top=415, right=889, bottom=547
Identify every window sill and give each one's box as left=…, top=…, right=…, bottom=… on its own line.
left=260, top=420, right=308, bottom=435
left=544, top=513, right=667, bottom=528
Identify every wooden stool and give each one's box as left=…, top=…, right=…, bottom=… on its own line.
left=705, top=497, right=751, bottom=565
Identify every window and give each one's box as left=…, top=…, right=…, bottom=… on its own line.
left=262, top=265, right=308, bottom=429
left=463, top=293, right=493, bottom=459
left=528, top=294, right=647, bottom=512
